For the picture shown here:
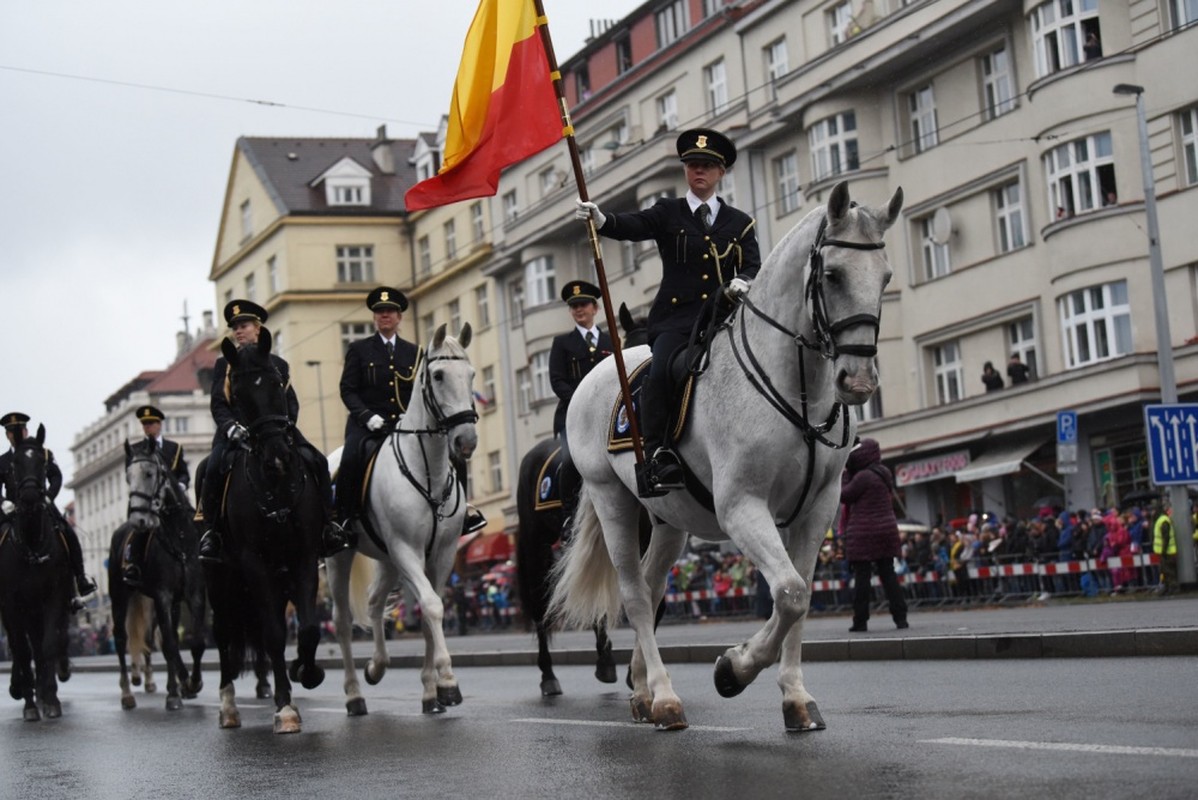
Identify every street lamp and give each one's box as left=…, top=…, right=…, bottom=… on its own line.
left=1113, top=83, right=1195, bottom=583
left=305, top=360, right=328, bottom=454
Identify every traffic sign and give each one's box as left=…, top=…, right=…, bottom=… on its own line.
left=1056, top=443, right=1078, bottom=474
left=1144, top=403, right=1198, bottom=485
left=1057, top=410, right=1078, bottom=444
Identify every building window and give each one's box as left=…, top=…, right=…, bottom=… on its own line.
left=531, top=350, right=551, bottom=400
left=502, top=190, right=518, bottom=222
left=1181, top=108, right=1198, bottom=186
left=417, top=235, right=432, bottom=278
left=1173, top=0, right=1198, bottom=27
left=470, top=201, right=485, bottom=242
left=508, top=276, right=525, bottom=327
left=524, top=256, right=556, bottom=308
left=773, top=152, right=801, bottom=215
left=1044, top=131, right=1116, bottom=218
left=1008, top=317, right=1039, bottom=379
left=616, top=34, right=633, bottom=74
left=701, top=0, right=722, bottom=18
left=851, top=387, right=883, bottom=423
left=474, top=284, right=490, bottom=329
left=421, top=312, right=436, bottom=344
left=656, top=1, right=687, bottom=48
left=488, top=451, right=503, bottom=493
left=920, top=217, right=951, bottom=280
left=244, top=272, right=257, bottom=303
left=481, top=365, right=496, bottom=408
left=443, top=220, right=457, bottom=262
left=173, top=416, right=190, bottom=434
left=340, top=322, right=372, bottom=355
left=704, top=58, right=728, bottom=116
left=828, top=1, right=853, bottom=46
left=932, top=341, right=964, bottom=404
left=657, top=90, right=678, bottom=131
left=223, top=288, right=233, bottom=307
left=336, top=245, right=374, bottom=283
left=1060, top=281, right=1132, bottom=369
left=267, top=255, right=280, bottom=294
left=515, top=367, right=532, bottom=414
left=575, top=64, right=590, bottom=101
left=579, top=146, right=594, bottom=177
left=239, top=199, right=252, bottom=242
left=1030, top=0, right=1101, bottom=78
left=764, top=38, right=788, bottom=101
left=995, top=182, right=1027, bottom=253
left=332, top=184, right=363, bottom=205
left=908, top=85, right=939, bottom=154
left=448, top=299, right=461, bottom=333
left=808, top=112, right=858, bottom=181
left=981, top=46, right=1016, bottom=120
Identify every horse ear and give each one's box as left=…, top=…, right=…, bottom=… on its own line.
left=827, top=181, right=851, bottom=224
left=432, top=323, right=448, bottom=351
left=619, top=302, right=634, bottom=334
left=883, top=186, right=904, bottom=228
left=458, top=322, right=472, bottom=350
left=221, top=337, right=238, bottom=365
left=35, top=424, right=45, bottom=446
left=258, top=326, right=273, bottom=356
left=124, top=440, right=133, bottom=460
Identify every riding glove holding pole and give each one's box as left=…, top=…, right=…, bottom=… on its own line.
left=724, top=277, right=751, bottom=301
left=574, top=199, right=607, bottom=229
left=366, top=415, right=386, bottom=432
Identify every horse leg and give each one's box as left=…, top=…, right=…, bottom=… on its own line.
left=327, top=551, right=367, bottom=715
left=362, top=561, right=395, bottom=688
left=269, top=597, right=301, bottom=734
left=110, top=589, right=136, bottom=710
left=151, top=592, right=185, bottom=711
left=536, top=620, right=561, bottom=696
left=8, top=630, right=39, bottom=722
left=254, top=653, right=273, bottom=699
left=181, top=580, right=207, bottom=699
left=35, top=610, right=63, bottom=720
left=593, top=622, right=617, bottom=684
left=776, top=524, right=826, bottom=732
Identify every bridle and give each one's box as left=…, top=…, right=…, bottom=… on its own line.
left=127, top=452, right=174, bottom=524
left=3, top=445, right=54, bottom=564
left=229, top=362, right=304, bottom=522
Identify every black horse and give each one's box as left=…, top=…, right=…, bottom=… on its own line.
left=0, top=424, right=73, bottom=721
left=515, top=304, right=652, bottom=696
left=204, top=329, right=326, bottom=733
left=108, top=441, right=207, bottom=711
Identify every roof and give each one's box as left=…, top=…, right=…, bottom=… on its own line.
left=237, top=134, right=426, bottom=215
left=146, top=336, right=219, bottom=394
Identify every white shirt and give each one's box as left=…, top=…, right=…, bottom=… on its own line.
left=575, top=325, right=600, bottom=346
left=686, top=191, right=721, bottom=225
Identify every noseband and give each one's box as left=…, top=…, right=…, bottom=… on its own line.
left=414, top=354, right=480, bottom=434
left=805, top=215, right=886, bottom=359
left=127, top=454, right=173, bottom=521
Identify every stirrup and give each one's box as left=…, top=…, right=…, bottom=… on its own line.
left=122, top=564, right=143, bottom=588
left=198, top=529, right=223, bottom=563
left=77, top=575, right=97, bottom=597
left=321, top=520, right=355, bottom=557
left=464, top=506, right=487, bottom=534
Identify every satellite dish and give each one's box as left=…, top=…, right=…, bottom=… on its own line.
left=930, top=207, right=953, bottom=245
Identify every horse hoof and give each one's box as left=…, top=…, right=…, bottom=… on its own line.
left=595, top=662, right=618, bottom=684
left=44, top=702, right=63, bottom=720
left=363, top=664, right=383, bottom=687
left=273, top=706, right=302, bottom=734
left=288, top=660, right=302, bottom=683
left=23, top=706, right=40, bottom=722
left=166, top=696, right=183, bottom=712
left=540, top=679, right=563, bottom=697
left=256, top=683, right=273, bottom=700
left=652, top=701, right=687, bottom=731
left=300, top=665, right=325, bottom=691
left=630, top=695, right=653, bottom=723
left=121, top=695, right=137, bottom=710
left=422, top=698, right=446, bottom=715
left=183, top=680, right=202, bottom=700
left=219, top=710, right=241, bottom=729
left=713, top=655, right=746, bottom=698
left=57, top=661, right=71, bottom=683
left=10, top=686, right=22, bottom=701
left=783, top=700, right=827, bottom=733
left=437, top=685, right=462, bottom=707
left=145, top=682, right=157, bottom=694
left=131, top=675, right=142, bottom=687
left=346, top=697, right=368, bottom=717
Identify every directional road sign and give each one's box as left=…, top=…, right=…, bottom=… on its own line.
left=1144, top=403, right=1198, bottom=486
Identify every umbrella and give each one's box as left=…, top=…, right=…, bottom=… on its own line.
left=1119, top=489, right=1161, bottom=510
left=896, top=519, right=931, bottom=534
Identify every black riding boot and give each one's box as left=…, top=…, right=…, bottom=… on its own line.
left=303, top=446, right=355, bottom=557
left=198, top=464, right=224, bottom=563
left=636, top=379, right=684, bottom=497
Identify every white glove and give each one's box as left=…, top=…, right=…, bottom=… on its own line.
left=574, top=199, right=607, bottom=229
left=1, top=500, right=13, bottom=515
left=177, top=482, right=189, bottom=497
left=725, top=277, right=751, bottom=300
left=366, top=415, right=386, bottom=432
left=226, top=423, right=248, bottom=442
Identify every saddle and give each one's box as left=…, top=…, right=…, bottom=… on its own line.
left=355, top=435, right=388, bottom=508
left=531, top=445, right=565, bottom=512
left=606, top=349, right=700, bottom=454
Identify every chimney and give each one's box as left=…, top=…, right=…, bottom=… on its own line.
left=371, top=124, right=395, bottom=175
left=201, top=310, right=216, bottom=337
left=176, top=330, right=190, bottom=360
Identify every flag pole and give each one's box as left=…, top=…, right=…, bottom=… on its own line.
left=532, top=0, right=647, bottom=467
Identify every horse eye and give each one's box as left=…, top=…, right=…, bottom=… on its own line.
left=433, top=370, right=444, bottom=382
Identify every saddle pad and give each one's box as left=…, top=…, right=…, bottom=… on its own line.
left=359, top=445, right=385, bottom=507
left=606, top=360, right=698, bottom=453
left=533, top=446, right=564, bottom=512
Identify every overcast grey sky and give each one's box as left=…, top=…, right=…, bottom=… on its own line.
left=0, top=0, right=644, bottom=490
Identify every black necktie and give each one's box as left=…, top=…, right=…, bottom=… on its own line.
left=696, top=203, right=711, bottom=231
left=585, top=331, right=596, bottom=350
left=386, top=340, right=395, bottom=359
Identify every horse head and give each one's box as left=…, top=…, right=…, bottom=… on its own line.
left=805, top=181, right=902, bottom=405
left=618, top=302, right=649, bottom=349
left=10, top=424, right=48, bottom=513
left=221, top=328, right=294, bottom=474
left=418, top=322, right=479, bottom=461
left=124, top=439, right=170, bottom=532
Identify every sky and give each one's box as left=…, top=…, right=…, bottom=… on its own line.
left=0, top=0, right=645, bottom=492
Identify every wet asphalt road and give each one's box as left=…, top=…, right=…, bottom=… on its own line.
left=3, top=656, right=1196, bottom=800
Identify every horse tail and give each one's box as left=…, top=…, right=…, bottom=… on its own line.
left=547, top=485, right=621, bottom=630
left=347, top=553, right=373, bottom=626
left=126, top=593, right=154, bottom=659
left=515, top=447, right=555, bottom=631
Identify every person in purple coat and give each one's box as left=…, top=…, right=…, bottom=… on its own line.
left=840, top=438, right=909, bottom=632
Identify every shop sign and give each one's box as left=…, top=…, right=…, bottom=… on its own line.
left=894, top=450, right=971, bottom=487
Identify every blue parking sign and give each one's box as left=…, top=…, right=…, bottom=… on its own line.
left=1057, top=410, right=1078, bottom=444
left=1144, top=403, right=1198, bottom=486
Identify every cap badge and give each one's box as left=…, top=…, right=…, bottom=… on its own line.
left=572, top=286, right=580, bottom=296
left=381, top=291, right=390, bottom=302
left=696, top=135, right=708, bottom=149
left=232, top=304, right=241, bottom=315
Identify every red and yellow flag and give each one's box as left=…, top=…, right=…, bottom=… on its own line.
left=405, top=0, right=562, bottom=211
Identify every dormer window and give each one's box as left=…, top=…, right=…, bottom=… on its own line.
left=311, top=156, right=372, bottom=207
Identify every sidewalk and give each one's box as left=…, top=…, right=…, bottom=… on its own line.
left=44, top=593, right=1198, bottom=674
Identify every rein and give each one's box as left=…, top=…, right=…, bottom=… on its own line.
left=230, top=362, right=305, bottom=523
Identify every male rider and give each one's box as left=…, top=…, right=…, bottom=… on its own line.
left=121, top=404, right=190, bottom=587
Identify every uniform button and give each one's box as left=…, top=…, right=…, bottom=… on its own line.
left=389, top=399, right=397, bottom=404
left=671, top=297, right=678, bottom=305
left=704, top=236, right=711, bottom=242
left=701, top=293, right=708, bottom=300
left=702, top=274, right=709, bottom=280
left=702, top=254, right=709, bottom=260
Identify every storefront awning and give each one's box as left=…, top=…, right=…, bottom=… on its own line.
left=465, top=531, right=513, bottom=565
left=954, top=438, right=1045, bottom=483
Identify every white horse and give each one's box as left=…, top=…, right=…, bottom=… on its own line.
left=325, top=323, right=478, bottom=715
left=549, top=181, right=902, bottom=731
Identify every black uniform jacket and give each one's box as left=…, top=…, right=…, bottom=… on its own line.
left=339, top=334, right=420, bottom=437
left=0, top=446, right=63, bottom=500
left=598, top=197, right=761, bottom=336
left=126, top=437, right=191, bottom=488
left=210, top=353, right=300, bottom=442
left=549, top=327, right=614, bottom=435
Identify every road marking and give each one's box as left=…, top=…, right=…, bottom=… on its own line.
left=513, top=717, right=751, bottom=732
left=922, top=737, right=1198, bottom=759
